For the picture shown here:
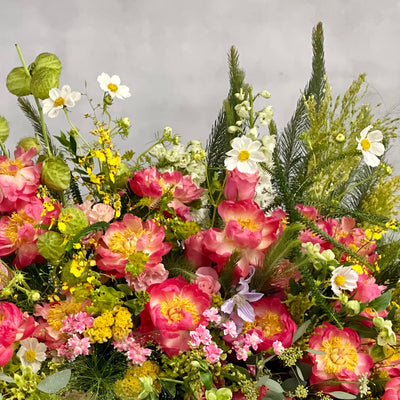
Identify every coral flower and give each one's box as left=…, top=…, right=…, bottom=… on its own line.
left=96, top=213, right=172, bottom=278
left=140, top=277, right=211, bottom=356
left=224, top=168, right=260, bottom=201
left=308, top=322, right=373, bottom=395
left=241, top=297, right=297, bottom=351
left=0, top=302, right=35, bottom=366
left=0, top=146, right=42, bottom=213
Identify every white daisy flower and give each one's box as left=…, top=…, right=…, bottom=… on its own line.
left=224, top=136, right=266, bottom=173
left=42, top=85, right=81, bottom=118
left=356, top=125, right=385, bottom=167
left=330, top=265, right=358, bottom=296
left=17, top=337, right=47, bottom=373
left=97, top=73, right=131, bottom=99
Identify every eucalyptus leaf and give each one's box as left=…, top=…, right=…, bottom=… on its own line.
left=292, top=319, right=311, bottom=343
left=261, top=391, right=286, bottom=400
left=36, top=369, right=71, bottom=393
left=329, top=391, right=357, bottom=399
left=199, top=371, right=213, bottom=390
left=0, top=372, right=15, bottom=383
left=369, top=290, right=391, bottom=312
left=307, top=348, right=325, bottom=355
left=256, top=377, right=284, bottom=393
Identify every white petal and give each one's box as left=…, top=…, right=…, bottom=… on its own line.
left=231, top=137, right=246, bottom=151
left=48, top=88, right=61, bottom=101
left=224, top=157, right=238, bottom=171
left=362, top=151, right=380, bottom=167
left=249, top=150, right=266, bottom=162
left=48, top=107, right=61, bottom=118
left=97, top=72, right=110, bottom=84
left=42, top=99, right=54, bottom=114
left=367, top=129, right=383, bottom=143
left=247, top=140, right=261, bottom=152
left=116, top=85, right=131, bottom=98
left=369, top=142, right=385, bottom=156
left=226, top=149, right=239, bottom=157
left=359, top=125, right=372, bottom=139
left=110, top=75, right=121, bottom=85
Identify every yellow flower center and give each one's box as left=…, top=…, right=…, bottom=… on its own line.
left=24, top=349, right=37, bottom=363
left=108, top=227, right=146, bottom=258
left=238, top=150, right=250, bottom=161
left=237, top=217, right=260, bottom=231
left=5, top=211, right=35, bottom=245
left=54, top=97, right=65, bottom=107
left=360, top=138, right=371, bottom=151
left=242, top=311, right=282, bottom=337
left=0, top=159, right=24, bottom=176
left=334, top=275, right=346, bottom=286
left=160, top=295, right=199, bottom=324
left=107, top=83, right=118, bottom=93
left=321, top=336, right=358, bottom=373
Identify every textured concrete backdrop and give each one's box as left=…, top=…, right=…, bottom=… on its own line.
left=0, top=0, right=399, bottom=172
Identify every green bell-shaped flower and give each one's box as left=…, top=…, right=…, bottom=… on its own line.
left=41, top=156, right=71, bottom=191
left=6, top=66, right=32, bottom=97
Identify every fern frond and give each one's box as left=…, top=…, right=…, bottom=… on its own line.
left=67, top=173, right=83, bottom=204
left=17, top=97, right=56, bottom=154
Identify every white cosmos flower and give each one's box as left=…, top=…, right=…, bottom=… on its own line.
left=97, top=73, right=131, bottom=99
left=330, top=265, right=358, bottom=296
left=356, top=125, right=385, bottom=167
left=17, top=337, right=47, bottom=373
left=42, top=85, right=81, bottom=118
left=225, top=136, right=266, bottom=173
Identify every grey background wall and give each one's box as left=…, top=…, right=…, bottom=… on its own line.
left=0, top=0, right=399, bottom=173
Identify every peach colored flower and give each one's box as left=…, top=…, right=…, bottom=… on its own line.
left=224, top=168, right=260, bottom=201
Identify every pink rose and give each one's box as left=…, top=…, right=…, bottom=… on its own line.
left=224, top=168, right=260, bottom=201
left=195, top=267, right=221, bottom=296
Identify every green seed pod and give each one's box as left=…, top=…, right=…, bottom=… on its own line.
left=58, top=206, right=88, bottom=236
left=41, top=156, right=71, bottom=191
left=6, top=66, right=32, bottom=96
left=114, top=162, right=131, bottom=189
left=37, top=231, right=65, bottom=263
left=0, top=116, right=9, bottom=143
left=30, top=67, right=59, bottom=99
left=34, top=52, right=62, bottom=74
left=17, top=137, right=41, bottom=152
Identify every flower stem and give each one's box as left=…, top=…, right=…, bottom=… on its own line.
left=64, top=108, right=91, bottom=149
left=34, top=97, right=52, bottom=157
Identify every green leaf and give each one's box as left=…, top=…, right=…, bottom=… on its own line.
left=306, top=348, right=325, bottom=355
left=297, top=362, right=312, bottom=380
left=200, top=371, right=213, bottom=390
left=281, top=378, right=302, bottom=392
left=256, top=377, right=284, bottom=393
left=292, top=319, right=311, bottom=343
left=261, top=391, right=286, bottom=400
left=65, top=221, right=110, bottom=251
left=117, top=284, right=133, bottom=296
left=329, top=391, right=357, bottom=399
left=36, top=369, right=71, bottom=393
left=369, top=290, right=391, bottom=312
left=0, top=371, right=15, bottom=383
left=161, top=380, right=177, bottom=397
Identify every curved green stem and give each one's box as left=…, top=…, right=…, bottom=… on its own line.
left=64, top=108, right=91, bottom=149
left=34, top=97, right=52, bottom=156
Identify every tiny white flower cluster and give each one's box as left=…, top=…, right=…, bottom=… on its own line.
left=149, top=134, right=207, bottom=185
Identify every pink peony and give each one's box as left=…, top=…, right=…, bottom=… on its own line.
left=0, top=197, right=58, bottom=268
left=129, top=166, right=203, bottom=220
left=241, top=297, right=297, bottom=351
left=0, top=302, right=35, bottom=366
left=382, top=377, right=400, bottom=400
left=96, top=213, right=172, bottom=278
left=0, top=147, right=42, bottom=213
left=308, top=322, right=374, bottom=395
left=140, top=276, right=211, bottom=356
left=353, top=273, right=386, bottom=303
left=125, top=262, right=169, bottom=291
left=224, top=168, right=260, bottom=201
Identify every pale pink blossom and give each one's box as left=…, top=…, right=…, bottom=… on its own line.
left=243, top=331, right=263, bottom=351
left=67, top=335, right=90, bottom=358
left=204, top=342, right=223, bottom=364
left=125, top=263, right=169, bottom=291
left=195, top=267, right=221, bottom=296
left=272, top=340, right=285, bottom=355
left=61, top=312, right=94, bottom=334
left=127, top=342, right=152, bottom=365
left=202, top=308, right=221, bottom=324
left=222, top=320, right=238, bottom=339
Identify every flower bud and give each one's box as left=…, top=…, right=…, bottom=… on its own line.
left=37, top=231, right=66, bottom=263
left=0, top=116, right=9, bottom=143
left=17, top=137, right=41, bottom=153
left=6, top=66, right=32, bottom=97
left=227, top=125, right=239, bottom=134
left=163, top=126, right=173, bottom=139
left=34, top=52, right=62, bottom=74
left=345, top=300, right=361, bottom=316
left=259, top=90, right=271, bottom=99
left=103, top=93, right=113, bottom=105
left=41, top=156, right=71, bottom=191
left=29, top=291, right=41, bottom=302
left=30, top=67, right=60, bottom=99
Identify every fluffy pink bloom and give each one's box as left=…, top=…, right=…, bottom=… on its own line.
left=0, top=302, right=35, bottom=366
left=353, top=273, right=386, bottom=303
left=242, top=297, right=297, bottom=351
left=140, top=276, right=211, bottom=356
left=96, top=213, right=172, bottom=278
left=233, top=339, right=250, bottom=361
left=195, top=267, right=221, bottom=296
left=127, top=341, right=152, bottom=365
left=129, top=167, right=203, bottom=220
left=308, top=322, right=374, bottom=395
left=222, top=320, right=238, bottom=339
left=61, top=312, right=94, bottom=334
left=382, top=377, right=400, bottom=400
left=204, top=342, right=223, bottom=364
left=58, top=335, right=91, bottom=360
left=243, top=331, right=263, bottom=351
left=272, top=340, right=285, bottom=355
left=125, top=262, right=169, bottom=291
left=224, top=169, right=260, bottom=201
left=202, top=307, right=221, bottom=324
left=0, top=197, right=59, bottom=268
left=202, top=200, right=282, bottom=277
left=189, top=324, right=212, bottom=347
left=0, top=147, right=42, bottom=213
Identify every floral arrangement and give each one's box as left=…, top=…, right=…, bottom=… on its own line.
left=0, top=23, right=399, bottom=400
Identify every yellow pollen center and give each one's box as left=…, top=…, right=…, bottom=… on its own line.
left=54, top=97, right=65, bottom=107
left=108, top=228, right=146, bottom=258
left=238, top=150, right=250, bottom=161
left=160, top=295, right=199, bottom=324
left=321, top=336, right=358, bottom=373
left=242, top=311, right=282, bottom=337
left=334, top=275, right=346, bottom=286
left=0, top=159, right=24, bottom=176
left=24, top=349, right=36, bottom=363
left=237, top=217, right=260, bottom=231
left=107, top=83, right=118, bottom=93
left=360, top=138, right=371, bottom=151
left=5, top=211, right=35, bottom=245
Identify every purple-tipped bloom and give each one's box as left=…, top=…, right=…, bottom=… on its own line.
left=221, top=267, right=263, bottom=322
